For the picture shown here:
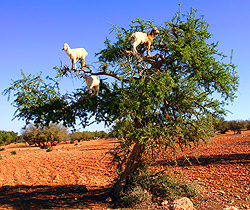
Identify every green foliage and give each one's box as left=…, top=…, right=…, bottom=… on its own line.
left=0, top=130, right=18, bottom=147
left=228, top=120, right=247, bottom=134
left=70, top=132, right=84, bottom=142
left=70, top=130, right=108, bottom=141
left=82, top=131, right=95, bottom=140
left=121, top=185, right=152, bottom=207
left=246, top=120, right=250, bottom=130
left=46, top=147, right=53, bottom=152
left=104, top=9, right=238, bottom=197
left=2, top=71, right=70, bottom=127
left=10, top=150, right=16, bottom=155
left=107, top=9, right=238, bottom=181
left=21, top=124, right=69, bottom=147
left=213, top=119, right=249, bottom=134
left=97, top=130, right=109, bottom=139
left=122, top=169, right=198, bottom=206
left=214, top=118, right=229, bottom=134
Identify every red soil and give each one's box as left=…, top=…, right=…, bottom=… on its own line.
left=0, top=131, right=249, bottom=209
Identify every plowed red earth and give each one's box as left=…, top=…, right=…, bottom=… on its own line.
left=0, top=131, right=249, bottom=210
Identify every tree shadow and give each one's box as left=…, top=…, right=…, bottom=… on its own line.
left=81, top=148, right=110, bottom=151
left=157, top=153, right=250, bottom=167
left=0, top=185, right=113, bottom=210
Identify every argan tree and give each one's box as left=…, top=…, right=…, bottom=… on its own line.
left=228, top=120, right=247, bottom=134
left=3, top=7, right=239, bottom=199
left=0, top=130, right=18, bottom=147
left=21, top=124, right=69, bottom=147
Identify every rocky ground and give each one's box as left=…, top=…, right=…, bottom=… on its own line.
left=0, top=131, right=249, bottom=209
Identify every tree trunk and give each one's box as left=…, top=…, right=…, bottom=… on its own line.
left=112, top=141, right=145, bottom=200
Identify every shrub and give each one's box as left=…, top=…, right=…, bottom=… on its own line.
left=121, top=169, right=198, bottom=206
left=10, top=150, right=16, bottom=155
left=121, top=185, right=152, bottom=206
left=46, top=147, right=53, bottom=152
left=0, top=148, right=5, bottom=151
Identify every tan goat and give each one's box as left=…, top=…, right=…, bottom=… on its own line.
left=129, top=27, right=160, bottom=56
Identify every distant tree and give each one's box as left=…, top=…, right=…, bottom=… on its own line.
left=228, top=120, right=247, bottom=134
left=245, top=120, right=250, bottom=130
left=70, top=132, right=84, bottom=142
left=70, top=130, right=108, bottom=140
left=98, top=131, right=108, bottom=139
left=83, top=131, right=95, bottom=140
left=3, top=7, right=239, bottom=200
left=0, top=130, right=17, bottom=147
left=21, top=124, right=69, bottom=147
left=21, top=124, right=39, bottom=146
left=44, top=124, right=69, bottom=146
left=214, top=119, right=229, bottom=134
left=0, top=136, right=3, bottom=148
left=9, top=131, right=19, bottom=143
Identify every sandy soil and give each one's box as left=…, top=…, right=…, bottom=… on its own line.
left=0, top=131, right=249, bottom=210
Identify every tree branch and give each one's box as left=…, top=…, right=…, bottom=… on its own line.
left=59, top=63, right=127, bottom=82
left=59, top=50, right=169, bottom=82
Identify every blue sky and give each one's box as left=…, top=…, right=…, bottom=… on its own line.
left=1, top=0, right=250, bottom=134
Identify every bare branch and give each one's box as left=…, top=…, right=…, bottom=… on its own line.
left=92, top=71, right=123, bottom=81
left=59, top=63, right=126, bottom=82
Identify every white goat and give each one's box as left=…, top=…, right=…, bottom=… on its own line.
left=82, top=73, right=100, bottom=96
left=62, top=43, right=88, bottom=69
left=129, top=27, right=160, bottom=56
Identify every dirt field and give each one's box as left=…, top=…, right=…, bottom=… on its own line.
left=0, top=131, right=249, bottom=210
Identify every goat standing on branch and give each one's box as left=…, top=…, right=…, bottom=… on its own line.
left=62, top=43, right=88, bottom=69
left=129, top=27, right=160, bottom=56
left=81, top=73, right=100, bottom=96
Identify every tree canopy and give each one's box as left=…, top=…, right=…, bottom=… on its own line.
left=21, top=124, right=69, bottom=147
left=3, top=7, right=239, bottom=199
left=0, top=130, right=18, bottom=147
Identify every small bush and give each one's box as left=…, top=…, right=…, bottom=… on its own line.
left=121, top=169, right=199, bottom=207
left=0, top=148, right=5, bottom=151
left=122, top=185, right=152, bottom=206
left=46, top=147, right=53, bottom=152
left=10, top=150, right=16, bottom=155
